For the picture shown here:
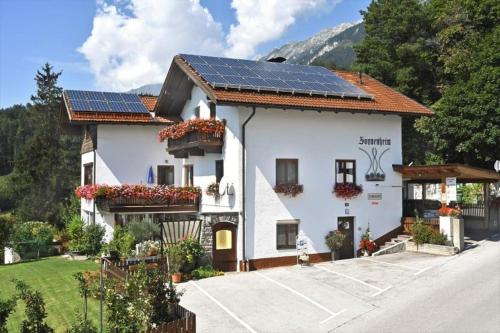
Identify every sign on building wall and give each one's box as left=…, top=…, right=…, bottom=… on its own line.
left=368, top=193, right=383, bottom=200
left=446, top=177, right=457, bottom=202
left=358, top=136, right=391, bottom=181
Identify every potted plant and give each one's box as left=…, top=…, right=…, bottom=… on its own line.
left=168, top=245, right=184, bottom=283
left=359, top=228, right=377, bottom=256
left=206, top=182, right=220, bottom=197
left=325, top=230, right=346, bottom=261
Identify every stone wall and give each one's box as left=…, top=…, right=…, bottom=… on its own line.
left=200, top=213, right=239, bottom=255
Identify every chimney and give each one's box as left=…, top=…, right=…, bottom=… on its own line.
left=358, top=72, right=364, bottom=84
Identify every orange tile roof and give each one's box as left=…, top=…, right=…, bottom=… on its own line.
left=212, top=72, right=432, bottom=116
left=176, top=56, right=433, bottom=116
left=138, top=95, right=157, bottom=111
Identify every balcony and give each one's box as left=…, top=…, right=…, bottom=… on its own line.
left=75, top=184, right=200, bottom=213
left=159, top=119, right=225, bottom=158
left=167, top=131, right=224, bottom=158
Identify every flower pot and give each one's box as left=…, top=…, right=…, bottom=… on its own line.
left=147, top=248, right=158, bottom=257
left=171, top=272, right=182, bottom=283
left=331, top=250, right=340, bottom=261
left=363, top=250, right=369, bottom=257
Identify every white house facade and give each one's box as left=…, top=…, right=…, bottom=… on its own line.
left=63, top=54, right=432, bottom=271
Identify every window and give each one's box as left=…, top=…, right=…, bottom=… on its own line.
left=276, top=223, right=298, bottom=249
left=157, top=165, right=174, bottom=185
left=215, top=230, right=232, bottom=250
left=215, top=160, right=224, bottom=183
left=194, top=106, right=200, bottom=118
left=209, top=103, right=216, bottom=119
left=276, top=159, right=298, bottom=185
left=336, top=160, right=355, bottom=184
left=184, top=165, right=193, bottom=186
left=83, top=163, right=93, bottom=185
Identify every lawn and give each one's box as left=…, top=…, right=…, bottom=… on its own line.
left=0, top=256, right=100, bottom=332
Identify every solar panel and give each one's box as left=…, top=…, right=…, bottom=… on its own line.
left=180, top=54, right=373, bottom=99
left=64, top=90, right=149, bottom=114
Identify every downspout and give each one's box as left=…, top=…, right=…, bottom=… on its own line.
left=241, top=106, right=256, bottom=271
left=93, top=148, right=96, bottom=224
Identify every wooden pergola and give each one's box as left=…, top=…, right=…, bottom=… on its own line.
left=393, top=164, right=500, bottom=184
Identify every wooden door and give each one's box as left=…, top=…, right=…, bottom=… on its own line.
left=212, top=223, right=237, bottom=271
left=337, top=217, right=355, bottom=259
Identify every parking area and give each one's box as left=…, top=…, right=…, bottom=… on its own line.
left=180, top=252, right=452, bottom=333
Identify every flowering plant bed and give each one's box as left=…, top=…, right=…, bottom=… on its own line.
left=75, top=184, right=201, bottom=202
left=274, top=184, right=304, bottom=197
left=158, top=118, right=225, bottom=141
left=333, top=183, right=363, bottom=199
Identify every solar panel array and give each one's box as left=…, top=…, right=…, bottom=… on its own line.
left=64, top=90, right=149, bottom=114
left=180, top=54, right=373, bottom=99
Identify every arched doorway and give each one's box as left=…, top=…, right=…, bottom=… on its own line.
left=212, top=222, right=237, bottom=271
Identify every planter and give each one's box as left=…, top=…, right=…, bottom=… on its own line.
left=330, top=250, right=340, bottom=261
left=406, top=241, right=458, bottom=256
left=171, top=272, right=182, bottom=283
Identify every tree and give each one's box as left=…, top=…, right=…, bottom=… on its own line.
left=11, top=64, right=80, bottom=227
left=13, top=279, right=54, bottom=333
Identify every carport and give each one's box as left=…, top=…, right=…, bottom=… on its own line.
left=393, top=164, right=500, bottom=232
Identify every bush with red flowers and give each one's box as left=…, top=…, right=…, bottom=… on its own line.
left=75, top=184, right=201, bottom=202
left=333, top=183, right=363, bottom=199
left=358, top=228, right=377, bottom=255
left=274, top=184, right=304, bottom=197
left=438, top=205, right=462, bottom=218
left=158, top=118, right=225, bottom=142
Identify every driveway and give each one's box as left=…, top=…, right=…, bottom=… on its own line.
left=179, top=247, right=476, bottom=333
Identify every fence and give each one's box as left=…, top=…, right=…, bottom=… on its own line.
left=460, top=203, right=485, bottom=217
left=145, top=304, right=196, bottom=333
left=402, top=217, right=440, bottom=233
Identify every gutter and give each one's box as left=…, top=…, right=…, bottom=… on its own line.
left=241, top=106, right=256, bottom=271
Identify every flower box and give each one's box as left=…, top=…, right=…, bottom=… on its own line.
left=274, top=184, right=304, bottom=197
left=158, top=119, right=225, bottom=141
left=333, top=183, right=363, bottom=199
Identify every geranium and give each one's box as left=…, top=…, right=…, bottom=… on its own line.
left=333, top=183, right=363, bottom=199
left=438, top=205, right=462, bottom=217
left=74, top=184, right=201, bottom=202
left=158, top=119, right=225, bottom=142
left=359, top=228, right=377, bottom=254
left=206, top=182, right=220, bottom=197
left=274, top=184, right=304, bottom=197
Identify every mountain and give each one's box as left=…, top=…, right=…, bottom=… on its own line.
left=128, top=22, right=366, bottom=95
left=261, top=22, right=365, bottom=68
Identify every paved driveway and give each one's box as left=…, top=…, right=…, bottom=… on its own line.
left=180, top=251, right=453, bottom=333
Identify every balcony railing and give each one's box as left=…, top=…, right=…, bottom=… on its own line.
left=167, top=131, right=223, bottom=158
left=96, top=196, right=199, bottom=213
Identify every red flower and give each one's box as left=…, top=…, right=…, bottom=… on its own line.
left=333, top=183, right=363, bottom=199
left=74, top=184, right=201, bottom=202
left=274, top=184, right=304, bottom=197
left=158, top=118, right=225, bottom=141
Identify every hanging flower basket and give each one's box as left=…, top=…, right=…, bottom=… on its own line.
left=158, top=118, right=225, bottom=142
left=333, top=183, right=363, bottom=199
left=206, top=182, right=220, bottom=197
left=274, top=184, right=304, bottom=197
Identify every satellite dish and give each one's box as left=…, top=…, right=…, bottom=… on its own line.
left=495, top=160, right=500, bottom=172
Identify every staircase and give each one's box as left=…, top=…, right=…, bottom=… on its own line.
left=372, top=234, right=412, bottom=256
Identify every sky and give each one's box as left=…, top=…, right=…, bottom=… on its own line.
left=0, top=0, right=370, bottom=108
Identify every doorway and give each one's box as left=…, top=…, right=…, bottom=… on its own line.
left=212, top=222, right=237, bottom=271
left=337, top=216, right=355, bottom=259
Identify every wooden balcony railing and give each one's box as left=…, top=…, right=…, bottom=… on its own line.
left=167, top=131, right=223, bottom=158
left=96, top=196, right=199, bottom=213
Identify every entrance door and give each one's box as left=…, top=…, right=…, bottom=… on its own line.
left=337, top=217, right=355, bottom=259
left=212, top=223, right=237, bottom=271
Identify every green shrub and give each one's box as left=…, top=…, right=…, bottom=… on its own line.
left=429, top=232, right=448, bottom=246
left=0, top=294, right=16, bottom=333
left=127, top=220, right=160, bottom=243
left=178, top=237, right=204, bottom=264
left=192, top=265, right=223, bottom=280
left=10, top=221, right=55, bottom=259
left=108, top=226, right=135, bottom=257
left=325, top=230, right=346, bottom=251
left=81, top=223, right=105, bottom=256
left=167, top=244, right=184, bottom=274
left=411, top=222, right=433, bottom=246
left=13, top=279, right=54, bottom=333
left=66, top=315, right=97, bottom=333
left=67, top=216, right=85, bottom=253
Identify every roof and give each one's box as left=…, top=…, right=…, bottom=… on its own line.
left=63, top=94, right=175, bottom=125
left=157, top=55, right=433, bottom=117
left=393, top=164, right=500, bottom=183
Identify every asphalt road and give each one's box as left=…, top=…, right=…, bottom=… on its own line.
left=337, top=232, right=500, bottom=333
left=180, top=232, right=500, bottom=333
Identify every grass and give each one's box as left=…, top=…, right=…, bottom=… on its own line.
left=0, top=256, right=100, bottom=332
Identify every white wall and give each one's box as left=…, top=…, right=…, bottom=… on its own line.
left=245, top=107, right=403, bottom=259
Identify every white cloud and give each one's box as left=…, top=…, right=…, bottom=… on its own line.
left=79, top=0, right=224, bottom=91
left=225, top=0, right=332, bottom=59
left=80, top=0, right=339, bottom=90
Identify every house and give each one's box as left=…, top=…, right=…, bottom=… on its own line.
left=62, top=54, right=432, bottom=271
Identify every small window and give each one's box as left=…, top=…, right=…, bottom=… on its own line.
left=276, top=159, right=298, bottom=185
left=209, top=103, right=216, bottom=119
left=158, top=165, right=174, bottom=185
left=84, top=163, right=93, bottom=185
left=215, top=230, right=232, bottom=250
left=194, top=106, right=200, bottom=118
left=336, top=160, right=355, bottom=184
left=215, top=160, right=224, bottom=183
left=277, top=223, right=298, bottom=249
left=184, top=165, right=193, bottom=186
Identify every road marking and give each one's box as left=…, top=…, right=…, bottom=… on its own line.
left=190, top=281, right=257, bottom=333
left=315, top=265, right=392, bottom=297
left=361, top=257, right=419, bottom=271
left=414, top=266, right=433, bottom=276
left=254, top=271, right=346, bottom=324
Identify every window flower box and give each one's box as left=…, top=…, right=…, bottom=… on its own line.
left=333, top=183, right=363, bottom=199
left=158, top=118, right=225, bottom=141
left=274, top=184, right=304, bottom=197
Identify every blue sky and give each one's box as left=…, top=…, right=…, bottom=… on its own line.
left=0, top=0, right=370, bottom=108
